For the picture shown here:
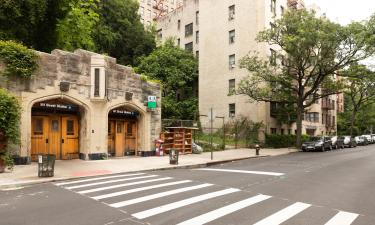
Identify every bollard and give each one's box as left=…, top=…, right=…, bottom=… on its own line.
left=255, top=144, right=260, bottom=156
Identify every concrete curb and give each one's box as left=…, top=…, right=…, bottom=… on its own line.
left=0, top=151, right=296, bottom=190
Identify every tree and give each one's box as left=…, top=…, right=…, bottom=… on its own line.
left=93, top=0, right=156, bottom=66
left=0, top=0, right=72, bottom=52
left=56, top=0, right=99, bottom=51
left=342, top=64, right=375, bottom=135
left=136, top=39, right=198, bottom=120
left=237, top=9, right=375, bottom=147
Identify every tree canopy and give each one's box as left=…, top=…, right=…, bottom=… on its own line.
left=93, top=0, right=156, bottom=66
left=237, top=9, right=375, bottom=146
left=0, top=0, right=156, bottom=66
left=136, top=39, right=198, bottom=120
left=338, top=63, right=375, bottom=135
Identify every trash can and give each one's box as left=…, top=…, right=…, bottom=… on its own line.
left=38, top=154, right=56, bottom=177
left=169, top=149, right=179, bottom=165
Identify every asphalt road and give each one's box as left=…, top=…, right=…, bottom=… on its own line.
left=1, top=145, right=375, bottom=225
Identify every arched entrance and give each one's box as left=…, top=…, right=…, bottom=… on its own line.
left=108, top=106, right=140, bottom=157
left=31, top=98, right=82, bottom=160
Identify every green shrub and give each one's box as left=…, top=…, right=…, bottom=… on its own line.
left=0, top=88, right=21, bottom=144
left=0, top=40, right=38, bottom=78
left=265, top=134, right=309, bottom=148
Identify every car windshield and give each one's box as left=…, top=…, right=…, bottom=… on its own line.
left=309, top=137, right=323, bottom=141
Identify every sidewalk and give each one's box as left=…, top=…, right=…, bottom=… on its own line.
left=0, top=148, right=298, bottom=189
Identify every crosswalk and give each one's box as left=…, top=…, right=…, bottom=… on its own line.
left=55, top=172, right=361, bottom=225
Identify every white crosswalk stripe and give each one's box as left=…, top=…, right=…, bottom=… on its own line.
left=132, top=188, right=240, bottom=219
left=195, top=168, right=285, bottom=176
left=56, top=173, right=361, bottom=225
left=54, top=173, right=145, bottom=186
left=65, top=175, right=158, bottom=189
left=324, top=211, right=359, bottom=225
left=92, top=180, right=192, bottom=200
left=177, top=194, right=272, bottom=225
left=109, top=183, right=213, bottom=208
left=253, top=202, right=311, bottom=225
left=78, top=177, right=172, bottom=194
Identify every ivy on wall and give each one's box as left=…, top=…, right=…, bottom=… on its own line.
left=0, top=40, right=38, bottom=78
left=0, top=88, right=21, bottom=145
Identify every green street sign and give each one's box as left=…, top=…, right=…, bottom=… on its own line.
left=148, top=96, right=157, bottom=109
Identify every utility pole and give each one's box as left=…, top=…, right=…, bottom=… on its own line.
left=210, top=108, right=213, bottom=160
left=216, top=116, right=225, bottom=150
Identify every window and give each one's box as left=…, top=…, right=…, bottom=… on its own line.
left=67, top=120, right=74, bottom=135
left=228, top=79, right=235, bottom=94
left=271, top=128, right=277, bottom=134
left=280, top=6, right=285, bottom=15
left=229, top=103, right=235, bottom=117
left=305, top=112, right=319, bottom=123
left=185, top=23, right=193, bottom=37
left=281, top=129, right=284, bottom=135
left=51, top=120, right=59, bottom=132
left=147, top=9, right=151, bottom=18
left=34, top=118, right=43, bottom=135
left=196, top=11, right=199, bottom=25
left=178, top=20, right=181, bottom=30
left=196, top=51, right=199, bottom=60
left=270, top=49, right=276, bottom=66
left=271, top=0, right=276, bottom=16
left=196, top=31, right=199, bottom=44
left=229, top=5, right=235, bottom=20
left=229, top=54, right=235, bottom=69
left=177, top=38, right=180, bottom=46
left=127, top=123, right=133, bottom=136
left=156, top=29, right=162, bottom=39
left=229, top=30, right=235, bottom=44
left=117, top=122, right=123, bottom=133
left=185, top=42, right=193, bottom=52
left=94, top=68, right=100, bottom=97
left=140, top=6, right=144, bottom=16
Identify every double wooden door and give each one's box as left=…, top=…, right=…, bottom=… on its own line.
left=108, top=120, right=137, bottom=157
left=31, top=115, right=79, bottom=160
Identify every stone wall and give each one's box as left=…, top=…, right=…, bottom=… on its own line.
left=0, top=49, right=161, bottom=160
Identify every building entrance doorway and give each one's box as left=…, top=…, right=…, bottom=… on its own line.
left=31, top=99, right=80, bottom=161
left=108, top=107, right=138, bottom=157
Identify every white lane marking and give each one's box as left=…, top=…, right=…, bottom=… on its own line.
left=195, top=168, right=284, bottom=176
left=253, top=202, right=311, bottom=225
left=66, top=175, right=158, bottom=190
left=54, top=173, right=145, bottom=186
left=78, top=177, right=172, bottom=194
left=92, top=180, right=192, bottom=200
left=110, top=183, right=213, bottom=208
left=324, top=211, right=359, bottom=225
left=177, top=194, right=272, bottom=225
left=132, top=188, right=240, bottom=219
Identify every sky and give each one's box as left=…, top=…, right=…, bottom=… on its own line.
left=304, top=0, right=375, bottom=25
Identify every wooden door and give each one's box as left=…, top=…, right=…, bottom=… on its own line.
left=31, top=116, right=49, bottom=161
left=49, top=116, right=61, bottom=159
left=115, top=121, right=125, bottom=157
left=61, top=116, right=79, bottom=159
left=107, top=120, right=115, bottom=156
left=124, top=121, right=137, bottom=153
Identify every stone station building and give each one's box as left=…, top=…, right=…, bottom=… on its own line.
left=1, top=49, right=161, bottom=163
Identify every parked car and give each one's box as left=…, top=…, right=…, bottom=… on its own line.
left=362, top=135, right=372, bottom=144
left=302, top=136, right=332, bottom=152
left=331, top=136, right=344, bottom=149
left=341, top=136, right=357, bottom=148
left=355, top=136, right=368, bottom=145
